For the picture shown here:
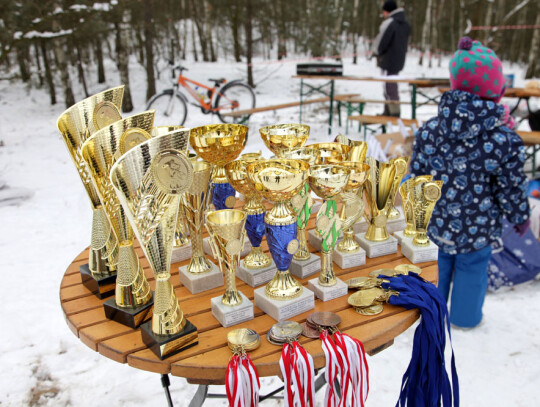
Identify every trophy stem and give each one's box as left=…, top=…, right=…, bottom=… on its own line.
left=403, top=224, right=416, bottom=237
left=152, top=273, right=187, bottom=336
left=188, top=233, right=213, bottom=274
left=337, top=228, right=360, bottom=253
left=265, top=270, right=303, bottom=300
left=244, top=245, right=271, bottom=269
left=294, top=226, right=311, bottom=260
left=388, top=206, right=400, bottom=219
left=365, top=223, right=390, bottom=242
left=319, top=251, right=337, bottom=286
left=115, top=243, right=153, bottom=308
left=90, top=207, right=118, bottom=276
left=413, top=229, right=430, bottom=247
left=174, top=205, right=189, bottom=247
left=222, top=248, right=243, bottom=306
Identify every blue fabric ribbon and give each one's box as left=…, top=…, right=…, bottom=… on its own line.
left=380, top=273, right=459, bottom=407
left=245, top=213, right=266, bottom=247
left=212, top=182, right=236, bottom=210
left=265, top=222, right=297, bottom=271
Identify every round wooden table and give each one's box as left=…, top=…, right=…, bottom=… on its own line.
left=60, top=216, right=438, bottom=396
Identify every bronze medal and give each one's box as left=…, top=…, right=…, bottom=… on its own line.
left=301, top=321, right=320, bottom=339
left=310, top=312, right=341, bottom=328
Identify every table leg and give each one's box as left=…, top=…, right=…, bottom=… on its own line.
left=328, top=80, right=335, bottom=135
left=411, top=84, right=417, bottom=120
left=188, top=384, right=209, bottom=407
left=299, top=79, right=304, bottom=123
left=161, top=374, right=174, bottom=407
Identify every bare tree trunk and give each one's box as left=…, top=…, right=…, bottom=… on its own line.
left=94, top=37, right=106, bottom=83
left=191, top=21, right=199, bottom=61
left=231, top=10, right=242, bottom=62
left=483, top=0, right=494, bottom=44
left=419, top=0, right=433, bottom=66
left=33, top=42, right=43, bottom=86
left=352, top=0, right=360, bottom=64
left=52, top=32, right=75, bottom=108
left=277, top=0, right=287, bottom=60
left=75, top=43, right=89, bottom=97
left=144, top=0, right=156, bottom=101
left=205, top=1, right=216, bottom=61
left=525, top=12, right=540, bottom=78
left=16, top=44, right=30, bottom=82
left=245, top=0, right=254, bottom=87
left=115, top=12, right=134, bottom=112
left=40, top=40, right=56, bottom=105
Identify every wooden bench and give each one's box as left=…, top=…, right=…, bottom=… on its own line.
left=346, top=114, right=421, bottom=139
left=518, top=130, right=540, bottom=177
left=222, top=93, right=359, bottom=118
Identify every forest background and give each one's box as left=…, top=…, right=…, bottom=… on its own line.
left=1, top=0, right=539, bottom=113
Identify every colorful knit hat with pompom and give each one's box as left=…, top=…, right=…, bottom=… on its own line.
left=449, top=37, right=505, bottom=102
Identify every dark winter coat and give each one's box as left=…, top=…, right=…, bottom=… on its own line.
left=374, top=8, right=410, bottom=73
left=409, top=90, right=530, bottom=255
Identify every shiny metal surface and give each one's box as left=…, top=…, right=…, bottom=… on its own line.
left=259, top=123, right=310, bottom=156
left=387, top=157, right=410, bottom=219
left=411, top=179, right=443, bottom=246
left=206, top=210, right=247, bottom=306
left=307, top=142, right=351, bottom=164
left=335, top=135, right=368, bottom=163
left=227, top=328, right=261, bottom=351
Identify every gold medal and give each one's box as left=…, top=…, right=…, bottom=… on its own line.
left=354, top=303, right=384, bottom=315
left=291, top=194, right=305, bottom=210
left=287, top=239, right=299, bottom=255
left=368, top=268, right=397, bottom=277
left=394, top=264, right=422, bottom=275
left=269, top=321, right=303, bottom=343
left=348, top=287, right=386, bottom=308
left=93, top=101, right=122, bottom=130
left=225, top=195, right=236, bottom=208
left=345, top=276, right=379, bottom=289
left=151, top=149, right=194, bottom=194
left=424, top=182, right=442, bottom=201
left=119, top=128, right=151, bottom=155
left=316, top=214, right=330, bottom=231
left=227, top=328, right=261, bottom=351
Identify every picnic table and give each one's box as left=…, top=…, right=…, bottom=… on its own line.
left=293, top=75, right=450, bottom=133
left=60, top=206, right=438, bottom=406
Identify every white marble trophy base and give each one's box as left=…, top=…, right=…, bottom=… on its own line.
left=393, top=230, right=414, bottom=245
left=353, top=218, right=369, bottom=234
left=307, top=278, right=348, bottom=302
left=178, top=262, right=223, bottom=294
left=237, top=260, right=277, bottom=287
left=203, top=237, right=251, bottom=258
left=170, top=243, right=192, bottom=264
left=290, top=253, right=322, bottom=278
left=356, top=233, right=398, bottom=258
left=211, top=291, right=254, bottom=327
left=254, top=286, right=315, bottom=321
left=386, top=207, right=407, bottom=234
left=400, top=238, right=439, bottom=264
left=307, top=229, right=343, bottom=252
left=333, top=247, right=366, bottom=269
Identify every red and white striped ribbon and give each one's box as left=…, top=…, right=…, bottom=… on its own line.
left=320, top=330, right=343, bottom=407
left=226, top=353, right=260, bottom=407
left=279, top=341, right=316, bottom=407
left=334, top=332, right=369, bottom=407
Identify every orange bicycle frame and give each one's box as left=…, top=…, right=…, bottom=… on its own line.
left=177, top=75, right=223, bottom=111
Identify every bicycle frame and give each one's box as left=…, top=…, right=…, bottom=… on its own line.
left=176, top=74, right=240, bottom=113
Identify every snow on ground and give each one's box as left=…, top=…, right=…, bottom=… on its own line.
left=0, top=50, right=539, bottom=406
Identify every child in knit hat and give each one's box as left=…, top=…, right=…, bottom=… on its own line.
left=409, top=37, right=530, bottom=328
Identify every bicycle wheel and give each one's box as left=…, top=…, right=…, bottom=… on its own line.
left=214, top=82, right=256, bottom=124
left=146, top=89, right=188, bottom=126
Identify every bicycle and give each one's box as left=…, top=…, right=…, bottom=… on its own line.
left=146, top=61, right=256, bottom=125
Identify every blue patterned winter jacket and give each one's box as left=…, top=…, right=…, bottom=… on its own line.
left=409, top=90, right=530, bottom=254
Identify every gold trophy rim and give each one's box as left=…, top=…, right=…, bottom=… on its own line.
left=259, top=123, right=310, bottom=156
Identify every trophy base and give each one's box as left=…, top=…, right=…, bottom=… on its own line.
left=140, top=319, right=198, bottom=360
left=178, top=262, right=223, bottom=294
left=171, top=243, right=193, bottom=264
left=353, top=218, right=369, bottom=234
left=307, top=229, right=343, bottom=253
left=307, top=278, right=348, bottom=302
left=393, top=230, right=408, bottom=245
left=80, top=264, right=116, bottom=299
left=356, top=233, right=398, bottom=258
left=401, top=238, right=439, bottom=264
left=254, top=286, right=314, bottom=322
left=290, top=253, right=322, bottom=279
left=386, top=207, right=407, bottom=234
left=211, top=292, right=254, bottom=327
left=203, top=237, right=251, bottom=258
left=238, top=259, right=277, bottom=287
left=103, top=295, right=154, bottom=328
left=334, top=247, right=366, bottom=269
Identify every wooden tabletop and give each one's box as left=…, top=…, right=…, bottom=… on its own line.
left=60, top=211, right=437, bottom=385
left=293, top=75, right=450, bottom=87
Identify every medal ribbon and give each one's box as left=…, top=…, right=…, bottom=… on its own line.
left=279, top=341, right=316, bottom=407
left=320, top=330, right=343, bottom=407
left=226, top=353, right=261, bottom=407
left=334, top=332, right=369, bottom=407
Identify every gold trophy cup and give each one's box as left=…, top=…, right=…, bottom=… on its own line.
left=307, top=142, right=351, bottom=164
left=399, top=175, right=433, bottom=239
left=110, top=131, right=198, bottom=359
left=57, top=86, right=124, bottom=297
left=259, top=123, right=310, bottom=157
left=411, top=179, right=443, bottom=247
left=387, top=157, right=410, bottom=219
left=335, top=135, right=368, bottom=163
left=82, top=112, right=157, bottom=327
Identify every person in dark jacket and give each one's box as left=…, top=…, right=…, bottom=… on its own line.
left=409, top=37, right=530, bottom=328
left=372, top=0, right=410, bottom=117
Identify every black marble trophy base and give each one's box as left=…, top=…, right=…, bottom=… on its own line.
left=140, top=319, right=199, bottom=360
left=103, top=295, right=154, bottom=328
left=80, top=263, right=116, bottom=299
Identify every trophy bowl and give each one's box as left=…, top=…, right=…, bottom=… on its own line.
left=259, top=123, right=310, bottom=157
left=307, top=142, right=351, bottom=164
left=190, top=124, right=248, bottom=209
left=308, top=164, right=351, bottom=199
left=335, top=135, right=368, bottom=163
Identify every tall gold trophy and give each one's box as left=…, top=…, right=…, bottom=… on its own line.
left=207, top=210, right=255, bottom=327
left=334, top=161, right=370, bottom=270
left=306, top=164, right=350, bottom=301
left=82, top=112, right=160, bottom=327
left=357, top=157, right=399, bottom=258
left=190, top=124, right=247, bottom=211
left=400, top=178, right=443, bottom=263
left=57, top=86, right=124, bottom=297
left=386, top=157, right=410, bottom=238
left=225, top=159, right=276, bottom=287
left=247, top=159, right=315, bottom=321
left=281, top=147, right=322, bottom=279
left=335, top=135, right=368, bottom=163
left=110, top=131, right=197, bottom=359
left=178, top=161, right=224, bottom=293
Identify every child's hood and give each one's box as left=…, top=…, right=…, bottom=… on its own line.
left=437, top=90, right=506, bottom=141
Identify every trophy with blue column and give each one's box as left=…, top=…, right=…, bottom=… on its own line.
left=247, top=159, right=315, bottom=321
